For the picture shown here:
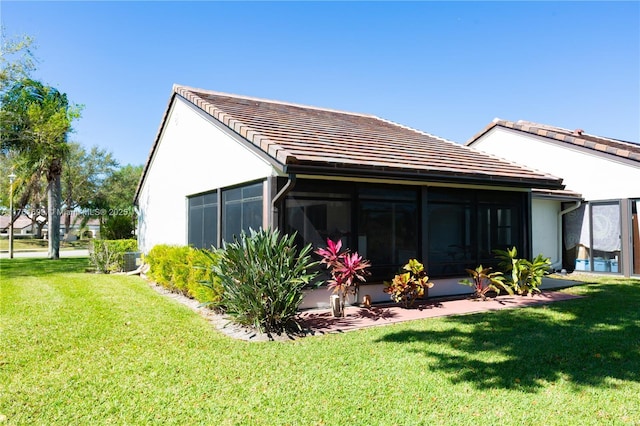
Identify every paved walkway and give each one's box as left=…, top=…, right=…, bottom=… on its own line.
left=298, top=291, right=582, bottom=335
left=0, top=249, right=89, bottom=259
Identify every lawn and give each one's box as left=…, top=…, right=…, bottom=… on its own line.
left=1, top=258, right=639, bottom=425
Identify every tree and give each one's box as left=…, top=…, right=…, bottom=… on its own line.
left=62, top=142, right=117, bottom=237
left=0, top=152, right=48, bottom=237
left=97, top=164, right=143, bottom=239
left=0, top=79, right=82, bottom=259
left=0, top=30, right=36, bottom=95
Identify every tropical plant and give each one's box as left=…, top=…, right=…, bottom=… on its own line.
left=0, top=78, right=82, bottom=259
left=459, top=265, right=513, bottom=300
left=494, top=247, right=551, bottom=296
left=315, top=238, right=371, bottom=313
left=213, top=228, right=318, bottom=334
left=384, top=259, right=433, bottom=308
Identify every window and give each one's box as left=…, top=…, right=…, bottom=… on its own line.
left=427, top=202, right=474, bottom=276
left=427, top=188, right=525, bottom=276
left=284, top=181, right=419, bottom=280
left=284, top=182, right=352, bottom=251
left=633, top=199, right=640, bottom=275
left=358, top=186, right=419, bottom=279
left=222, top=182, right=263, bottom=243
left=566, top=202, right=622, bottom=273
left=188, top=191, right=217, bottom=249
left=590, top=202, right=621, bottom=273
left=282, top=180, right=528, bottom=280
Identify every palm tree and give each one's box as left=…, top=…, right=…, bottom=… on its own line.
left=0, top=79, right=81, bottom=259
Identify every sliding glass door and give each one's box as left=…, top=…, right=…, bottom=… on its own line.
left=633, top=199, right=640, bottom=276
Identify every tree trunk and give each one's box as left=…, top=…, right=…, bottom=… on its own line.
left=64, top=205, right=71, bottom=240
left=48, top=171, right=61, bottom=260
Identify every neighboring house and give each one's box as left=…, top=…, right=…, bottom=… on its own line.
left=135, top=85, right=565, bottom=308
left=0, top=214, right=35, bottom=236
left=0, top=213, right=100, bottom=240
left=62, top=213, right=101, bottom=240
left=467, top=119, right=640, bottom=277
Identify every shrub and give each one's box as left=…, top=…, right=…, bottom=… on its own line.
left=187, top=249, right=223, bottom=305
left=459, top=265, right=513, bottom=300
left=315, top=238, right=371, bottom=310
left=146, top=245, right=183, bottom=288
left=384, top=259, right=433, bottom=308
left=494, top=247, right=551, bottom=296
left=145, top=245, right=223, bottom=304
left=89, top=239, right=138, bottom=273
left=213, top=228, right=317, bottom=334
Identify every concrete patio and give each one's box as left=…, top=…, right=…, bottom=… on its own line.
left=298, top=290, right=582, bottom=335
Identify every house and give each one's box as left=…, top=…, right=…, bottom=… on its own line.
left=0, top=214, right=35, bottom=236
left=135, top=85, right=565, bottom=308
left=1, top=212, right=100, bottom=240
left=467, top=119, right=640, bottom=277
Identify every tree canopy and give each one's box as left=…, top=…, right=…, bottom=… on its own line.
left=0, top=78, right=82, bottom=258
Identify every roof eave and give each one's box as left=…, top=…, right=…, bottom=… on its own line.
left=134, top=88, right=179, bottom=206
left=285, top=163, right=564, bottom=190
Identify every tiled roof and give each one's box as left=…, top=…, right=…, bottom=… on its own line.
left=136, top=86, right=565, bottom=202
left=468, top=118, right=640, bottom=163
left=531, top=188, right=583, bottom=200
left=0, top=214, right=99, bottom=230
left=0, top=215, right=33, bottom=230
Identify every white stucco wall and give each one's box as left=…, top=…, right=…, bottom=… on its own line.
left=299, top=275, right=571, bottom=310
left=137, top=97, right=274, bottom=253
left=532, top=198, right=562, bottom=266
left=471, top=127, right=640, bottom=201
left=300, top=279, right=475, bottom=310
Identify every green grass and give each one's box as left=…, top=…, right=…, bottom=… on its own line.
left=1, top=258, right=639, bottom=425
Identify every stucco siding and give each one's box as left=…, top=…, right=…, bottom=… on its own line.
left=532, top=198, right=561, bottom=266
left=472, top=127, right=640, bottom=200
left=300, top=278, right=475, bottom=310
left=137, top=98, right=274, bottom=253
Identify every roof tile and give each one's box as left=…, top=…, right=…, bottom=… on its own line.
left=169, top=86, right=564, bottom=188
left=469, top=118, right=640, bottom=163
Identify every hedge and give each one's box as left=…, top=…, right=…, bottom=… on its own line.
left=145, top=245, right=223, bottom=305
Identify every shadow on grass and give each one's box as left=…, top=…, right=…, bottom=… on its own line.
left=0, top=257, right=89, bottom=278
left=375, top=281, right=640, bottom=391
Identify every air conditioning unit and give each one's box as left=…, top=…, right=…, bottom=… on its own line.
left=123, top=251, right=142, bottom=272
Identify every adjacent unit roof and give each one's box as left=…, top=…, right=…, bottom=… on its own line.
left=467, top=118, right=640, bottom=163
left=0, top=214, right=33, bottom=230
left=136, top=86, right=565, bottom=202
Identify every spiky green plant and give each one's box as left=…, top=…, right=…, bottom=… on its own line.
left=212, top=228, right=318, bottom=334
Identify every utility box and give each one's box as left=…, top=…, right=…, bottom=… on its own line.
left=123, top=252, right=142, bottom=272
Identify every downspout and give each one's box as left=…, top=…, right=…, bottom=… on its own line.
left=134, top=205, right=142, bottom=250
left=555, top=200, right=582, bottom=271
left=271, top=174, right=296, bottom=230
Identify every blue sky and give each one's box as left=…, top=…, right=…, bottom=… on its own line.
left=2, top=1, right=639, bottom=167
